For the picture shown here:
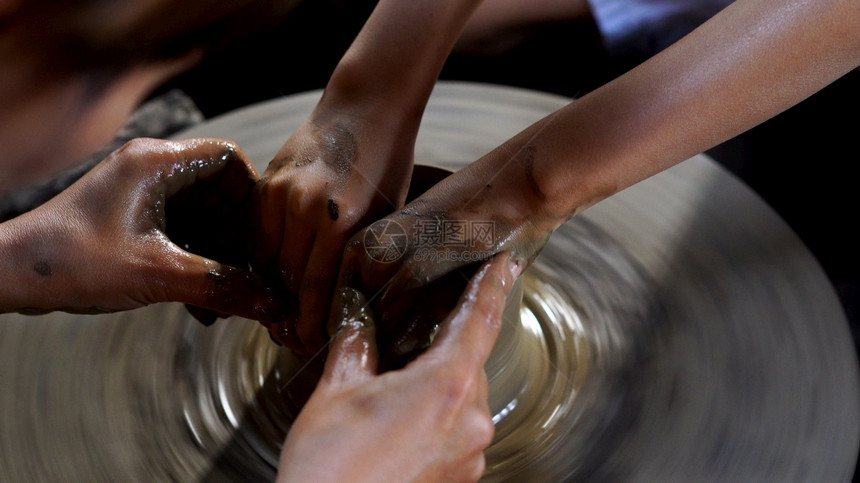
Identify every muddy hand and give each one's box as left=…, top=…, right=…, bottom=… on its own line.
left=0, top=138, right=285, bottom=323
left=329, top=155, right=564, bottom=370
left=253, top=111, right=414, bottom=354
left=278, top=254, right=523, bottom=482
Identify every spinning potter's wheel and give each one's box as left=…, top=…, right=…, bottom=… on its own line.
left=1, top=82, right=858, bottom=481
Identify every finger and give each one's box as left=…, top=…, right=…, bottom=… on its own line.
left=267, top=319, right=303, bottom=349
left=211, top=149, right=260, bottom=204
left=322, top=287, right=379, bottom=386
left=323, top=230, right=409, bottom=348
left=272, top=225, right=314, bottom=352
left=374, top=253, right=477, bottom=334
left=163, top=154, right=257, bottom=272
left=277, top=216, right=315, bottom=295
left=428, top=253, right=524, bottom=368
left=325, top=246, right=361, bottom=338
left=382, top=249, right=460, bottom=294
left=161, top=138, right=257, bottom=196
left=461, top=405, right=495, bottom=459
left=155, top=247, right=288, bottom=323
left=252, top=181, right=288, bottom=275
left=377, top=270, right=471, bottom=370
left=295, top=231, right=347, bottom=352
left=462, top=455, right=487, bottom=483
left=116, top=138, right=254, bottom=196
left=476, top=370, right=490, bottom=412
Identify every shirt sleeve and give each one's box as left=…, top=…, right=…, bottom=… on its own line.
left=588, top=0, right=735, bottom=55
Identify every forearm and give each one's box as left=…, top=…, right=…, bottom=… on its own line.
left=289, top=0, right=486, bottom=203
left=321, top=0, right=484, bottom=123
left=472, top=0, right=860, bottom=222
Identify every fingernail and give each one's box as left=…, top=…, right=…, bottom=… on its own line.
left=508, top=253, right=527, bottom=279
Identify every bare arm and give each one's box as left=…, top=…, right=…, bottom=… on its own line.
left=468, top=0, right=860, bottom=224
left=332, top=0, right=860, bottom=353
left=323, top=0, right=485, bottom=127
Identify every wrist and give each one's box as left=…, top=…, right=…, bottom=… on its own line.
left=0, top=207, right=89, bottom=313
left=0, top=216, right=41, bottom=312
left=317, top=66, right=423, bottom=132
left=320, top=0, right=483, bottom=125
left=468, top=141, right=572, bottom=230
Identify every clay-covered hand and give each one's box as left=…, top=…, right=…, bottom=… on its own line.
left=253, top=107, right=415, bottom=353
left=251, top=0, right=489, bottom=354
left=0, top=138, right=285, bottom=323
left=277, top=253, right=522, bottom=483
left=330, top=155, right=566, bottom=369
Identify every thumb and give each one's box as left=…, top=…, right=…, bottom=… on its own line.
left=156, top=248, right=288, bottom=324
left=322, top=287, right=379, bottom=386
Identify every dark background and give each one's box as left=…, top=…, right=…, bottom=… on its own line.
left=158, top=0, right=859, bottom=352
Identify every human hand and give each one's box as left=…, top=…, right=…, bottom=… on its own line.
left=329, top=158, right=563, bottom=370
left=0, top=138, right=285, bottom=323
left=253, top=107, right=415, bottom=353
left=252, top=0, right=494, bottom=354
left=277, top=253, right=523, bottom=483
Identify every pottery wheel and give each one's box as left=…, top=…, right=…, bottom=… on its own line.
left=1, top=82, right=858, bottom=482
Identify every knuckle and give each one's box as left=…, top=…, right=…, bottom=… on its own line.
left=326, top=219, right=362, bottom=243
left=114, top=137, right=151, bottom=157
left=334, top=203, right=366, bottom=227
left=467, top=456, right=487, bottom=482
left=472, top=414, right=495, bottom=449
left=343, top=232, right=367, bottom=257
left=434, top=370, right=474, bottom=407
left=286, top=185, right=315, bottom=214
left=109, top=138, right=153, bottom=172
left=254, top=175, right=282, bottom=201
left=212, top=138, right=239, bottom=155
